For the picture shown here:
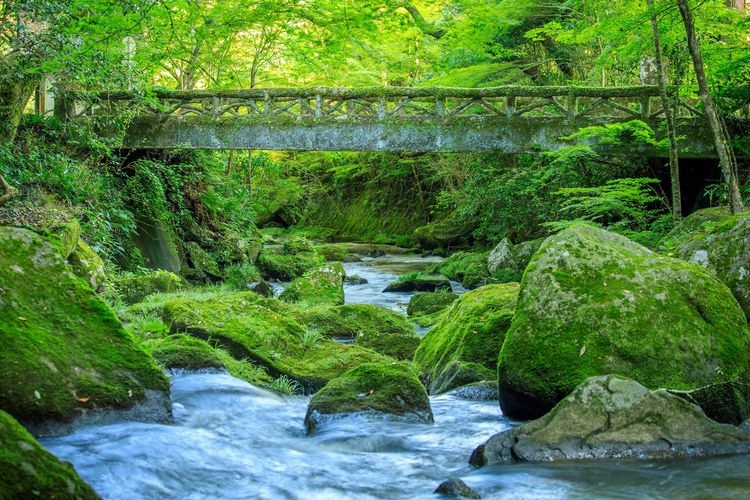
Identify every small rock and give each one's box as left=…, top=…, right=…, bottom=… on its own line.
left=434, top=478, right=481, bottom=499
left=344, top=275, right=368, bottom=285
left=368, top=249, right=386, bottom=258
left=383, top=275, right=452, bottom=293
left=251, top=280, right=274, bottom=297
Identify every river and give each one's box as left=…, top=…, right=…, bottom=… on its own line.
left=41, top=253, right=750, bottom=499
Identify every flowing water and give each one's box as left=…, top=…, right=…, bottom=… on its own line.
left=41, top=253, right=750, bottom=499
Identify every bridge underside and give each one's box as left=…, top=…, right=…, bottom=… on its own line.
left=123, top=117, right=719, bottom=157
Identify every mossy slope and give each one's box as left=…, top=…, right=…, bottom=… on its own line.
left=0, top=227, right=170, bottom=425
left=498, top=224, right=750, bottom=420
left=162, top=292, right=389, bottom=391
left=293, top=304, right=420, bottom=359
left=0, top=410, right=98, bottom=499
left=414, top=284, right=518, bottom=394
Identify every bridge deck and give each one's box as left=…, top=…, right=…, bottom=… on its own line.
left=68, top=86, right=748, bottom=155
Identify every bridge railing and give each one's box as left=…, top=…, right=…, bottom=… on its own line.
left=68, top=86, right=724, bottom=123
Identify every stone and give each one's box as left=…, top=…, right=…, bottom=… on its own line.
left=67, top=239, right=107, bottom=292
left=257, top=237, right=324, bottom=281
left=148, top=334, right=225, bottom=370
left=446, top=381, right=499, bottom=401
left=414, top=284, right=518, bottom=395
left=470, top=375, right=750, bottom=466
left=304, top=362, right=433, bottom=434
left=0, top=411, right=98, bottom=498
left=487, top=238, right=514, bottom=275
left=293, top=304, right=420, bottom=360
left=250, top=280, right=275, bottom=297
left=498, top=224, right=750, bottom=420
left=434, top=478, right=481, bottom=499
left=0, top=227, right=170, bottom=427
left=413, top=212, right=474, bottom=250
left=112, top=269, right=186, bottom=304
left=163, top=292, right=389, bottom=392
left=407, top=292, right=458, bottom=317
left=660, top=207, right=750, bottom=320
left=383, top=274, right=452, bottom=293
left=279, top=263, right=346, bottom=306
left=344, top=275, right=368, bottom=285
left=669, top=380, right=750, bottom=425
left=429, top=251, right=490, bottom=289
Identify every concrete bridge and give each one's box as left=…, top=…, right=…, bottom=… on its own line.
left=70, top=86, right=748, bottom=156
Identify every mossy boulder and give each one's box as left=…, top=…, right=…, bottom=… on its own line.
left=279, top=263, right=345, bottom=306
left=407, top=292, right=458, bottom=317
left=0, top=411, right=98, bottom=499
left=414, top=284, right=519, bottom=395
left=660, top=207, right=750, bottom=320
left=67, top=240, right=106, bottom=293
left=413, top=212, right=473, bottom=250
left=669, top=380, right=750, bottom=426
left=470, top=375, right=750, bottom=466
left=113, top=270, right=186, bottom=304
left=257, top=237, right=324, bottom=281
left=0, top=227, right=170, bottom=426
left=148, top=334, right=225, bottom=370
left=46, top=218, right=82, bottom=259
left=293, top=304, right=420, bottom=359
left=383, top=273, right=452, bottom=293
left=184, top=241, right=222, bottom=281
left=498, top=224, right=750, bottom=420
left=304, top=362, right=433, bottom=433
left=428, top=251, right=490, bottom=289
left=163, top=292, right=389, bottom=391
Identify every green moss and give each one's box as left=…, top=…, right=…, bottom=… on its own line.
left=163, top=292, right=388, bottom=391
left=407, top=292, right=458, bottom=317
left=0, top=410, right=98, bottom=499
left=148, top=334, right=225, bottom=370
left=413, top=284, right=518, bottom=394
left=293, top=304, right=420, bottom=359
left=383, top=273, right=452, bottom=293
left=413, top=212, right=473, bottom=250
left=45, top=218, right=82, bottom=259
left=257, top=248, right=324, bottom=281
left=0, top=227, right=169, bottom=424
left=305, top=362, right=433, bottom=433
left=659, top=207, right=750, bottom=320
left=67, top=239, right=106, bottom=292
left=113, top=270, right=186, bottom=304
left=317, top=243, right=353, bottom=261
left=428, top=251, right=489, bottom=289
left=498, top=224, right=750, bottom=420
left=282, top=236, right=315, bottom=255
left=184, top=241, right=222, bottom=281
left=279, top=263, right=345, bottom=306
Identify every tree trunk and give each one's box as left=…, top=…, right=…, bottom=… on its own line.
left=0, top=175, right=19, bottom=207
left=0, top=78, right=38, bottom=144
left=676, top=0, right=744, bottom=213
left=648, top=0, right=682, bottom=221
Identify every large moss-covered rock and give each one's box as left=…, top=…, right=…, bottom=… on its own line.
left=428, top=251, right=489, bottom=289
left=414, top=284, right=519, bottom=395
left=660, top=207, right=750, bottom=320
left=304, top=362, right=433, bottom=433
left=670, top=380, right=750, bottom=426
left=279, top=263, right=345, bottom=306
left=68, top=240, right=106, bottom=293
left=148, top=334, right=225, bottom=370
left=184, top=241, right=222, bottom=281
left=498, top=224, right=750, bottom=420
left=257, top=237, right=324, bottom=281
left=293, top=304, right=420, bottom=359
left=383, top=273, right=452, bottom=293
left=407, top=292, right=458, bottom=317
left=163, top=292, right=389, bottom=391
left=113, top=270, right=186, bottom=304
left=470, top=376, right=750, bottom=466
left=0, top=411, right=98, bottom=498
left=0, top=227, right=170, bottom=426
left=413, top=213, right=473, bottom=250
left=45, top=218, right=82, bottom=259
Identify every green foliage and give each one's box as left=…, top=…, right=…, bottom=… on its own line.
left=223, top=264, right=261, bottom=291
left=271, top=375, right=303, bottom=396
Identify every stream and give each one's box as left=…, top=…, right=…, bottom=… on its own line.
left=41, top=253, right=750, bottom=499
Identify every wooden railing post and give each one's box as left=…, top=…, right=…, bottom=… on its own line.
left=640, top=94, right=651, bottom=120
left=436, top=96, right=445, bottom=118
left=506, top=96, right=516, bottom=119
left=315, top=94, right=323, bottom=119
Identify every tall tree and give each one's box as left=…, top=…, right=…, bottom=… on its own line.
left=676, top=0, right=743, bottom=213
left=647, top=0, right=682, bottom=221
